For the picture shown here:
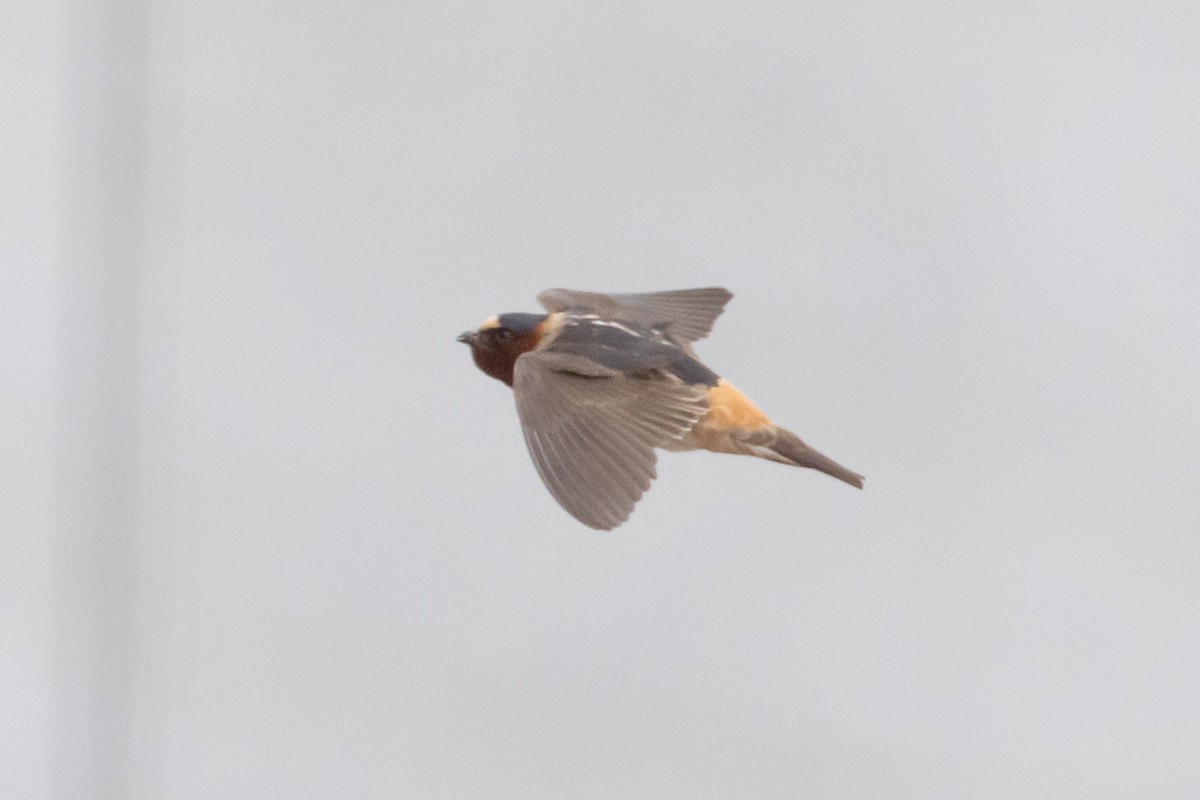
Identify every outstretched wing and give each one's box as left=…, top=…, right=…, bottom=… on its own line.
left=512, top=351, right=709, bottom=530
left=537, top=287, right=733, bottom=344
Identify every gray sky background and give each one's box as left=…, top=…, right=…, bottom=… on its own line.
left=6, top=2, right=1200, bottom=798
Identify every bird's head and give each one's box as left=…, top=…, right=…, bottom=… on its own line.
left=456, top=312, right=548, bottom=386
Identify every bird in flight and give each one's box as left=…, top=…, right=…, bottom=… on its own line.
left=457, top=287, right=862, bottom=529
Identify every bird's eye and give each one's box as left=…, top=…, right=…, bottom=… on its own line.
left=496, top=329, right=514, bottom=342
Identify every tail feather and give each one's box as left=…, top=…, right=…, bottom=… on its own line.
left=770, top=429, right=864, bottom=489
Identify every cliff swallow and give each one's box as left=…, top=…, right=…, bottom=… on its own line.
left=458, top=287, right=862, bottom=529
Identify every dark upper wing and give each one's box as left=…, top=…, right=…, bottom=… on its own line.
left=536, top=287, right=733, bottom=344
left=512, top=351, right=709, bottom=530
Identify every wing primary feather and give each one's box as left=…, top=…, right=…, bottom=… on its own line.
left=554, top=418, right=629, bottom=527
left=541, top=418, right=602, bottom=518
left=525, top=429, right=566, bottom=503
left=561, top=414, right=641, bottom=500
left=530, top=425, right=594, bottom=523
left=591, top=422, right=655, bottom=491
left=534, top=431, right=574, bottom=504
left=560, top=412, right=650, bottom=528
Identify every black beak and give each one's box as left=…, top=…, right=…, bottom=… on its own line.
left=456, top=331, right=475, bottom=344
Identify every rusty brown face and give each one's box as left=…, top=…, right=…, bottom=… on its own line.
left=457, top=313, right=548, bottom=386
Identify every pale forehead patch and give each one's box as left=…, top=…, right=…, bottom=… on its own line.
left=478, top=314, right=501, bottom=330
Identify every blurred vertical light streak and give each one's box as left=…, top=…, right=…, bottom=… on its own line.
left=2, top=2, right=67, bottom=798
left=52, top=1, right=152, bottom=798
